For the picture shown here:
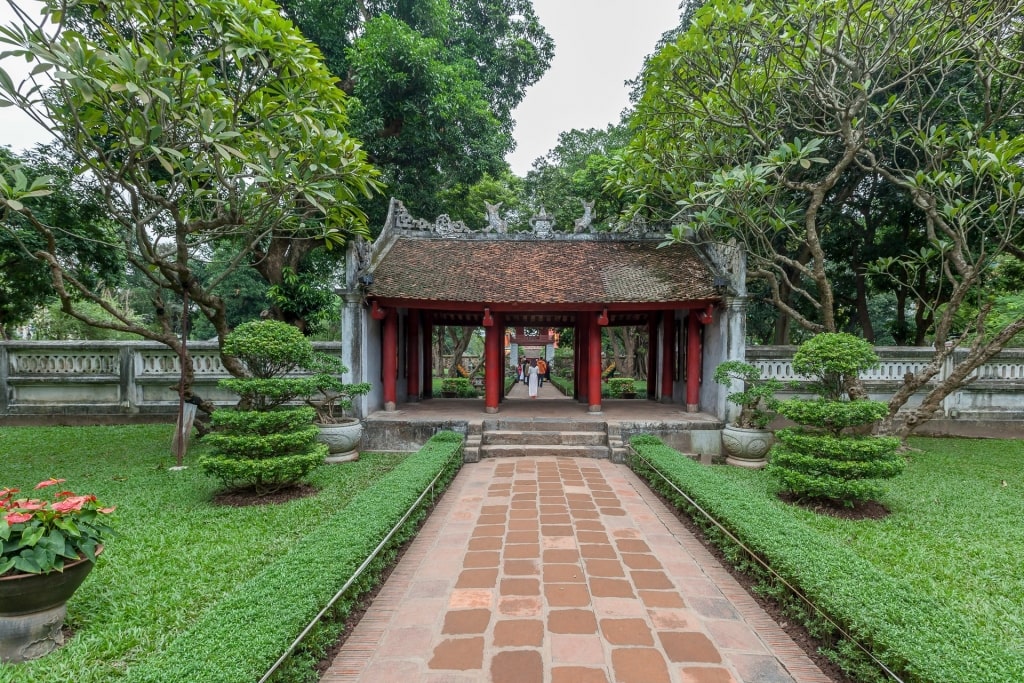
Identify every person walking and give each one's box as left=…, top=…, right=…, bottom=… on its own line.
left=528, top=360, right=539, bottom=399
left=536, top=358, right=547, bottom=387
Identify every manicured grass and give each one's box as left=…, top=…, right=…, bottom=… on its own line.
left=629, top=434, right=1024, bottom=682
left=0, top=425, right=407, bottom=683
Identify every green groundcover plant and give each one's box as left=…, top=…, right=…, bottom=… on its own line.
left=1, top=478, right=115, bottom=576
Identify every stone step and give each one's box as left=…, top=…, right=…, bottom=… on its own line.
left=480, top=444, right=611, bottom=459
left=484, top=418, right=603, bottom=433
left=482, top=430, right=607, bottom=447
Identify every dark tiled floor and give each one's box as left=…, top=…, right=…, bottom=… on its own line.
left=323, top=458, right=831, bottom=683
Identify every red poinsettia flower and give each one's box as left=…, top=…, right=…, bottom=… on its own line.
left=34, top=478, right=67, bottom=489
left=5, top=512, right=33, bottom=525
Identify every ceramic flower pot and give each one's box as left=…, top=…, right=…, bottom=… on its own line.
left=317, top=418, right=363, bottom=463
left=721, top=425, right=774, bottom=469
left=0, top=551, right=98, bottom=663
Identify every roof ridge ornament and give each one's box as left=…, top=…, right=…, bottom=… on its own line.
left=530, top=206, right=555, bottom=236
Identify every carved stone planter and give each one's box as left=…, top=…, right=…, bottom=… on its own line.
left=721, top=425, right=774, bottom=469
left=317, top=418, right=363, bottom=463
left=0, top=553, right=98, bottom=663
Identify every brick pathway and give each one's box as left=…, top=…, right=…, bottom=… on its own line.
left=323, top=457, right=831, bottom=683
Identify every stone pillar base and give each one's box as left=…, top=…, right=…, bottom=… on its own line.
left=588, top=404, right=602, bottom=414
left=384, top=401, right=396, bottom=412
left=686, top=403, right=699, bottom=413
left=485, top=406, right=499, bottom=414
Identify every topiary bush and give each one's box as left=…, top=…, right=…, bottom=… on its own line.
left=199, top=320, right=327, bottom=494
left=607, top=377, right=638, bottom=398
left=768, top=333, right=904, bottom=506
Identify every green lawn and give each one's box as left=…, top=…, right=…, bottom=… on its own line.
left=0, top=425, right=406, bottom=683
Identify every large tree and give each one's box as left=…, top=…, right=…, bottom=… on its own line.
left=277, top=0, right=554, bottom=224
left=0, top=0, right=379, bottom=404
left=618, top=0, right=1024, bottom=436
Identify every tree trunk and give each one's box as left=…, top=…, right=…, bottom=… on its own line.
left=854, top=269, right=875, bottom=343
left=446, top=326, right=474, bottom=377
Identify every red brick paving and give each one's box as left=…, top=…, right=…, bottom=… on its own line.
left=322, top=457, right=832, bottom=682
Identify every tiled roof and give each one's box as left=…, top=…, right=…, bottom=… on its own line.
left=367, top=237, right=720, bottom=305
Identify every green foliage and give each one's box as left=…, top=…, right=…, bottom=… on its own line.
left=792, top=333, right=879, bottom=399
left=0, top=424, right=408, bottom=682
left=301, top=353, right=371, bottom=423
left=607, top=377, right=638, bottom=397
left=777, top=398, right=889, bottom=434
left=441, top=377, right=474, bottom=397
left=279, top=0, right=553, bottom=225
left=0, top=0, right=379, bottom=358
left=713, top=360, right=782, bottom=428
left=628, top=435, right=1024, bottom=682
left=0, top=144, right=124, bottom=336
left=223, top=321, right=315, bottom=380
left=131, top=431, right=463, bottom=683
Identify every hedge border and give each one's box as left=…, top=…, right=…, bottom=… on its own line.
left=628, top=435, right=1022, bottom=683
left=127, top=431, right=464, bottom=683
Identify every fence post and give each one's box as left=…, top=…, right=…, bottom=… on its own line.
left=0, top=344, right=9, bottom=416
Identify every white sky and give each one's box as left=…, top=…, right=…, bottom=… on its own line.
left=0, top=1, right=683, bottom=176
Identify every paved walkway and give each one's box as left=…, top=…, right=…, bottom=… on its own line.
left=323, top=457, right=831, bottom=683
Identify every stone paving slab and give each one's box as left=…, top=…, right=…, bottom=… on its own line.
left=323, top=457, right=831, bottom=683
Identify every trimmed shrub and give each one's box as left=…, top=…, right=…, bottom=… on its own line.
left=199, top=321, right=327, bottom=493
left=607, top=377, right=638, bottom=397
left=769, top=334, right=903, bottom=506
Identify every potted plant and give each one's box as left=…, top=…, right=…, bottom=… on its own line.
left=713, top=360, right=783, bottom=468
left=303, top=352, right=371, bottom=463
left=1, top=478, right=115, bottom=663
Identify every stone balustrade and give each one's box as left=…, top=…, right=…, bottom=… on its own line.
left=746, top=345, right=1024, bottom=424
left=1, top=341, right=1022, bottom=432
left=0, top=340, right=341, bottom=420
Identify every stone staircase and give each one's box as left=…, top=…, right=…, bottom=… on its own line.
left=477, top=418, right=612, bottom=460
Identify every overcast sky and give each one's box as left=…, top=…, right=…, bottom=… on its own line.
left=505, top=0, right=682, bottom=175
left=0, top=1, right=683, bottom=176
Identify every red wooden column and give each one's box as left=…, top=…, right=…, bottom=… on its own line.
left=587, top=311, right=603, bottom=412
left=422, top=318, right=433, bottom=399
left=686, top=310, right=702, bottom=412
left=374, top=302, right=398, bottom=411
left=406, top=310, right=420, bottom=402
left=660, top=310, right=676, bottom=403
left=647, top=315, right=659, bottom=399
left=577, top=317, right=588, bottom=402
left=483, top=310, right=502, bottom=413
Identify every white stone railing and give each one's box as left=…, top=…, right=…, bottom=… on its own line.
left=0, top=340, right=341, bottom=418
left=2, top=341, right=1022, bottom=422
left=746, top=346, right=1024, bottom=420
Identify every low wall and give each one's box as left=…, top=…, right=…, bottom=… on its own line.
left=2, top=341, right=1023, bottom=437
left=746, top=346, right=1024, bottom=435
left=0, top=340, right=340, bottom=423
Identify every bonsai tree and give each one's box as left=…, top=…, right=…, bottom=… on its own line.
left=302, top=353, right=371, bottom=424
left=713, top=360, right=783, bottom=429
left=198, top=321, right=327, bottom=494
left=607, top=377, right=638, bottom=398
left=769, top=333, right=905, bottom=507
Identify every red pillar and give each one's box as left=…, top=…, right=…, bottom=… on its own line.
left=686, top=310, right=702, bottom=412
left=382, top=309, right=398, bottom=411
left=406, top=310, right=420, bottom=402
left=660, top=310, right=675, bottom=403
left=577, top=318, right=588, bottom=402
left=484, top=314, right=503, bottom=413
left=587, top=312, right=603, bottom=412
left=647, top=315, right=658, bottom=399
left=422, top=319, right=433, bottom=399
